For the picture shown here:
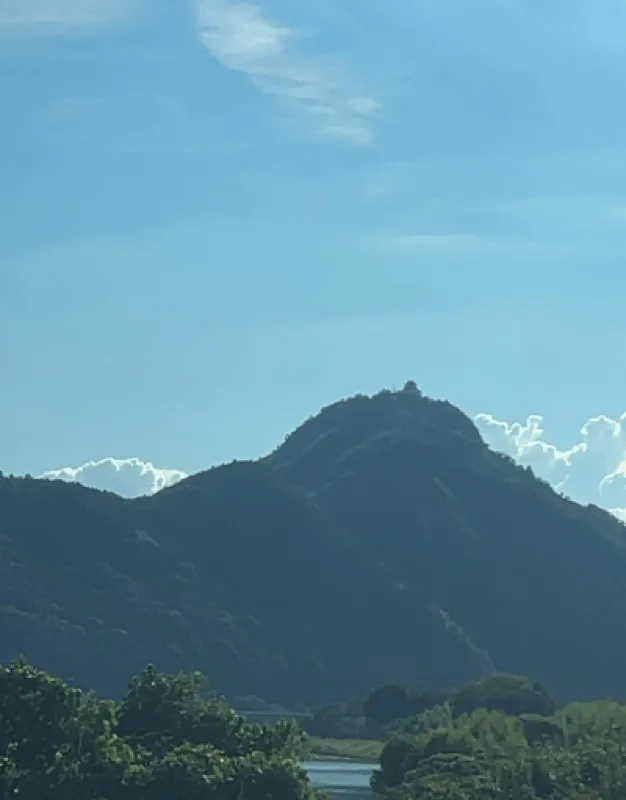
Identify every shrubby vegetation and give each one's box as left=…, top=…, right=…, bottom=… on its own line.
left=307, top=671, right=626, bottom=797
left=0, top=659, right=315, bottom=800
left=304, top=673, right=556, bottom=741
left=7, top=660, right=626, bottom=800
left=372, top=698, right=626, bottom=799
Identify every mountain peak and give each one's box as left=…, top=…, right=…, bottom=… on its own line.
left=400, top=379, right=422, bottom=395
left=270, top=383, right=484, bottom=481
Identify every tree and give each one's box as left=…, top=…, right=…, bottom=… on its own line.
left=364, top=684, right=412, bottom=727
left=452, top=673, right=556, bottom=718
left=0, top=660, right=316, bottom=800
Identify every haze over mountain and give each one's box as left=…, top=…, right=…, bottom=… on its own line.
left=35, top=404, right=626, bottom=522
left=3, top=385, right=626, bottom=707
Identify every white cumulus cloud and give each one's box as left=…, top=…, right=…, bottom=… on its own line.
left=40, top=457, right=187, bottom=498
left=0, top=0, right=141, bottom=35
left=194, top=0, right=380, bottom=145
left=475, top=410, right=626, bottom=521
left=34, top=408, right=626, bottom=518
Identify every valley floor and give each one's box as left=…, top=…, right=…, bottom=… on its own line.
left=308, top=737, right=383, bottom=763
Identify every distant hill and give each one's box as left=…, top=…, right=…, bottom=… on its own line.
left=2, top=382, right=626, bottom=704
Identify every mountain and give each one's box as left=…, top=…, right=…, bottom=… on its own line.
left=2, top=382, right=626, bottom=704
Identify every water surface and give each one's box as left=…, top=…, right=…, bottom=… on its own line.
left=304, top=760, right=374, bottom=799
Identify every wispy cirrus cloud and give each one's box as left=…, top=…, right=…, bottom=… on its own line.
left=384, top=233, right=568, bottom=258
left=193, top=0, right=380, bottom=145
left=0, top=0, right=141, bottom=35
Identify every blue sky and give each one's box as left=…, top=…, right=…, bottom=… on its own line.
left=2, top=0, right=625, bottom=517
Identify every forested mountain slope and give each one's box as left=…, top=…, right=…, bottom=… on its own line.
left=1, top=382, right=625, bottom=703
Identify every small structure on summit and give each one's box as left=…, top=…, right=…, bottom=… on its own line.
left=401, top=379, right=422, bottom=396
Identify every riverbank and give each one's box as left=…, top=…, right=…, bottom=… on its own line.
left=308, top=737, right=383, bottom=763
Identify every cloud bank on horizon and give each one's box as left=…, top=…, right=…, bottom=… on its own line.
left=475, top=411, right=626, bottom=523
left=40, top=458, right=188, bottom=498
left=36, top=409, right=626, bottom=523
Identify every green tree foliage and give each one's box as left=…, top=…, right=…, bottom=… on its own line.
left=0, top=659, right=315, bottom=800
left=304, top=672, right=556, bottom=740
left=364, top=685, right=415, bottom=727
left=371, top=700, right=626, bottom=800
left=451, top=673, right=556, bottom=718
left=305, top=703, right=378, bottom=739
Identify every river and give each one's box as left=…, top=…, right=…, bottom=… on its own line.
left=303, top=760, right=375, bottom=799
left=239, top=712, right=375, bottom=797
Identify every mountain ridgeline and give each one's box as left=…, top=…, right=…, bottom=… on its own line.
left=1, top=382, right=626, bottom=704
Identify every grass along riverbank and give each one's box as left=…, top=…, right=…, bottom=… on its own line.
left=308, top=737, right=383, bottom=763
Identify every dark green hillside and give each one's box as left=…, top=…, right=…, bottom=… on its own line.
left=0, top=458, right=477, bottom=703
left=272, top=385, right=626, bottom=701
left=1, top=383, right=626, bottom=703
